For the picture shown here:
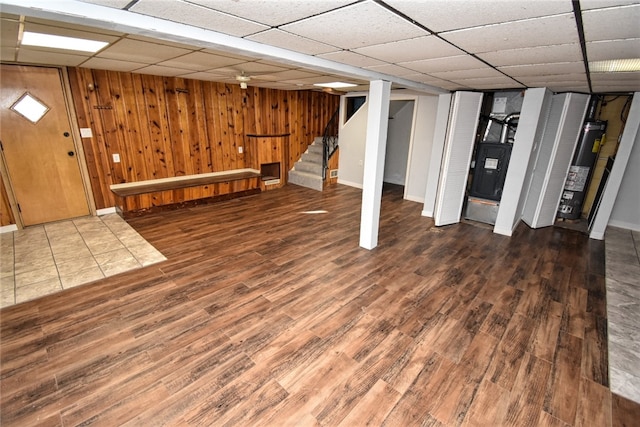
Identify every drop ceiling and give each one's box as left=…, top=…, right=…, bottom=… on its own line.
left=1, top=0, right=639, bottom=94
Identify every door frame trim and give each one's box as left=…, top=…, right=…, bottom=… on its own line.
left=0, top=64, right=96, bottom=229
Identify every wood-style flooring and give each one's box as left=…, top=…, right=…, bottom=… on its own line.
left=1, top=184, right=638, bottom=426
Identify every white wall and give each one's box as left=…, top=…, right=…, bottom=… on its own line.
left=609, top=126, right=640, bottom=231
left=338, top=94, right=368, bottom=189
left=384, top=101, right=413, bottom=186
left=338, top=92, right=439, bottom=199
left=405, top=95, right=439, bottom=203
left=494, top=88, right=553, bottom=236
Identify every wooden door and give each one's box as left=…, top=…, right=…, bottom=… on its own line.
left=0, top=65, right=89, bottom=226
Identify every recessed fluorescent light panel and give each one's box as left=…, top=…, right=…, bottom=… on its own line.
left=590, top=58, right=640, bottom=73
left=21, top=32, right=109, bottom=53
left=314, top=82, right=358, bottom=89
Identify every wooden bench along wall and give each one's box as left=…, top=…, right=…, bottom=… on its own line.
left=67, top=68, right=340, bottom=214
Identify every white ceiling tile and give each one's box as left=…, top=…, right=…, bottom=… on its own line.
left=26, top=17, right=124, bottom=37
left=452, top=76, right=526, bottom=90
left=23, top=22, right=120, bottom=44
left=177, top=71, right=228, bottom=81
left=254, top=69, right=322, bottom=82
left=399, top=55, right=488, bottom=73
left=246, top=29, right=338, bottom=55
left=96, top=38, right=191, bottom=63
left=518, top=73, right=588, bottom=84
left=591, top=71, right=640, bottom=82
left=188, top=0, right=354, bottom=26
left=132, top=65, right=191, bottom=77
left=75, top=0, right=131, bottom=8
left=364, top=63, right=417, bottom=77
left=430, top=67, right=505, bottom=80
left=498, top=62, right=585, bottom=77
left=17, top=48, right=89, bottom=66
left=353, top=36, right=464, bottom=63
left=280, top=1, right=428, bottom=49
left=317, top=51, right=386, bottom=68
left=592, top=82, right=640, bottom=92
left=130, top=0, right=269, bottom=37
left=210, top=62, right=290, bottom=77
left=546, top=84, right=590, bottom=92
left=441, top=14, right=579, bottom=53
left=158, top=52, right=245, bottom=71
left=582, top=4, right=640, bottom=41
left=80, top=57, right=148, bottom=72
left=1, top=47, right=16, bottom=62
left=477, top=44, right=582, bottom=67
left=385, top=0, right=573, bottom=32
left=587, top=39, right=640, bottom=61
left=1, top=18, right=19, bottom=47
left=580, top=0, right=639, bottom=10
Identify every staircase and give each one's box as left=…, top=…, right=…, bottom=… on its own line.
left=288, top=137, right=324, bottom=191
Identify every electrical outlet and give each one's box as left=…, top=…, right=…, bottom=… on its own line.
left=238, top=146, right=243, bottom=154
left=112, top=153, right=120, bottom=163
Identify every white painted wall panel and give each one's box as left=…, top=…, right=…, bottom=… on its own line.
left=423, top=93, right=452, bottom=217
left=591, top=92, right=640, bottom=239
left=521, top=92, right=590, bottom=228
left=494, top=87, right=553, bottom=236
left=434, top=91, right=484, bottom=226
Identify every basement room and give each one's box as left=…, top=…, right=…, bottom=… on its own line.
left=0, top=1, right=639, bottom=426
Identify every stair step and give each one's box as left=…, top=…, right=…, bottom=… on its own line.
left=302, top=152, right=322, bottom=164
left=288, top=170, right=323, bottom=191
left=294, top=160, right=323, bottom=175
left=307, top=144, right=324, bottom=155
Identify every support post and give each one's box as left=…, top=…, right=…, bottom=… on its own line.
left=359, top=80, right=391, bottom=250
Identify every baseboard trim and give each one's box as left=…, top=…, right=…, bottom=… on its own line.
left=405, top=195, right=424, bottom=203
left=608, top=220, right=640, bottom=232
left=0, top=224, right=18, bottom=234
left=337, top=179, right=363, bottom=189
left=97, top=207, right=117, bottom=216
left=421, top=210, right=433, bottom=217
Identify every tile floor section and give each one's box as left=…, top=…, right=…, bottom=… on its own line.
left=0, top=214, right=166, bottom=308
left=605, top=226, right=640, bottom=404
left=0, top=217, right=638, bottom=403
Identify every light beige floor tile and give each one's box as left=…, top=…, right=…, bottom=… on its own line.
left=1, top=251, right=14, bottom=277
left=0, top=233, right=14, bottom=250
left=56, top=256, right=100, bottom=277
left=127, top=242, right=167, bottom=266
left=95, top=248, right=141, bottom=277
left=49, top=236, right=89, bottom=256
left=53, top=246, right=93, bottom=264
left=1, top=277, right=15, bottom=307
left=44, top=221, right=78, bottom=238
left=15, top=265, right=59, bottom=288
left=85, top=238, right=126, bottom=255
left=60, top=266, right=105, bottom=289
left=14, top=251, right=56, bottom=275
left=16, top=278, right=62, bottom=304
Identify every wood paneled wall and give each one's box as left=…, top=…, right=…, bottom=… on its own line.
left=68, top=68, right=339, bottom=211
left=0, top=174, right=14, bottom=227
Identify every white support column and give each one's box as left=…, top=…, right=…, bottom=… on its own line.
left=359, top=80, right=391, bottom=250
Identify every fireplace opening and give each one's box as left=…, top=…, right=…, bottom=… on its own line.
left=260, top=162, right=280, bottom=181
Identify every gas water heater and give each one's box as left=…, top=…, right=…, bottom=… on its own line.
left=557, top=120, right=606, bottom=220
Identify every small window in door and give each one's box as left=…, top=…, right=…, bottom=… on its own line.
left=10, top=92, right=49, bottom=123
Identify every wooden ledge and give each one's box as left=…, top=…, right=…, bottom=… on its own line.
left=110, top=168, right=261, bottom=197
left=245, top=133, right=290, bottom=138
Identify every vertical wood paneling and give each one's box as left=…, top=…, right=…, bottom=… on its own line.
left=0, top=174, right=15, bottom=226
left=68, top=68, right=339, bottom=212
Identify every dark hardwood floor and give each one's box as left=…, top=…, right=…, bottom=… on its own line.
left=0, top=183, right=636, bottom=426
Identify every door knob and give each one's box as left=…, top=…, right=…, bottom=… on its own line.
left=63, top=132, right=70, bottom=137
left=68, top=151, right=75, bottom=157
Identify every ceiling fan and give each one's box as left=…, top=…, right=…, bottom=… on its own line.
left=235, top=72, right=251, bottom=89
